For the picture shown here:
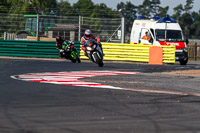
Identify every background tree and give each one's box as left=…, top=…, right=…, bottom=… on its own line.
left=184, top=0, right=194, bottom=13
left=91, top=3, right=116, bottom=18
left=0, top=0, right=11, bottom=38
left=190, top=11, right=200, bottom=38
left=151, top=0, right=160, bottom=16
left=137, top=0, right=168, bottom=17
left=180, top=13, right=193, bottom=38
left=89, top=3, right=109, bottom=34
left=91, top=3, right=120, bottom=37
left=29, top=0, right=57, bottom=15
left=72, top=0, right=94, bottom=17
left=149, top=0, right=169, bottom=17
left=172, top=0, right=194, bottom=38
left=58, top=0, right=73, bottom=16
left=117, top=2, right=137, bottom=33
left=172, top=4, right=184, bottom=21
left=4, top=0, right=58, bottom=15
left=157, top=6, right=169, bottom=17
left=137, top=0, right=152, bottom=16
left=0, top=0, right=10, bottom=13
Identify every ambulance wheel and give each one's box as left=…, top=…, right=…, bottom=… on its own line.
left=179, top=59, right=188, bottom=65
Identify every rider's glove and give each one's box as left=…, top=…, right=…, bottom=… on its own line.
left=81, top=45, right=85, bottom=51
left=96, top=37, right=100, bottom=43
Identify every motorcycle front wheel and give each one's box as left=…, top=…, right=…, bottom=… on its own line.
left=93, top=52, right=104, bottom=67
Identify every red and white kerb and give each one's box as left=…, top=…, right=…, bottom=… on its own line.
left=11, top=71, right=138, bottom=89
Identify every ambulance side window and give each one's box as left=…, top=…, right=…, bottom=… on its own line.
left=140, top=28, right=152, bottom=41
left=139, top=28, right=154, bottom=44
left=140, top=29, right=149, bottom=40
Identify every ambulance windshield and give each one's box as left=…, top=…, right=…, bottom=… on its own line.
left=155, top=30, right=184, bottom=42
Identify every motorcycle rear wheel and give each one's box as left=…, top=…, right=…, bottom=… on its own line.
left=77, top=58, right=81, bottom=63
left=71, top=59, right=76, bottom=63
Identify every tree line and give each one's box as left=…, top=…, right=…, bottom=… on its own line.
left=0, top=0, right=199, bottom=39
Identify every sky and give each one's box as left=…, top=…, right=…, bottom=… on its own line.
left=59, top=0, right=200, bottom=15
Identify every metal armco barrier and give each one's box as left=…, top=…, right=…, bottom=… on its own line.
left=0, top=40, right=175, bottom=64
left=80, top=43, right=175, bottom=64
left=0, top=39, right=80, bottom=58
left=161, top=45, right=176, bottom=64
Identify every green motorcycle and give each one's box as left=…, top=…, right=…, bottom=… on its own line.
left=61, top=41, right=81, bottom=63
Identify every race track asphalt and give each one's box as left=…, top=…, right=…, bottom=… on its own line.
left=1, top=57, right=200, bottom=133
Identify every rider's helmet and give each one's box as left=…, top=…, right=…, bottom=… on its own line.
left=84, top=29, right=92, bottom=39
left=56, top=36, right=64, bottom=44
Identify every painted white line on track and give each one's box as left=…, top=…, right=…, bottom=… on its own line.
left=123, top=88, right=200, bottom=97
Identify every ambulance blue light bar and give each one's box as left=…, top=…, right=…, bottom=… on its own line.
left=153, top=17, right=160, bottom=20
left=157, top=17, right=177, bottom=23
left=137, top=16, right=147, bottom=19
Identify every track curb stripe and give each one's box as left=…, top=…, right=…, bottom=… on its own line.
left=11, top=71, right=200, bottom=97
left=11, top=71, right=139, bottom=89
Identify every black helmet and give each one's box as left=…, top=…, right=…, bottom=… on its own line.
left=56, top=36, right=64, bottom=43
left=56, top=36, right=61, bottom=41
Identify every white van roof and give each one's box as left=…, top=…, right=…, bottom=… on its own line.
left=134, top=17, right=181, bottom=30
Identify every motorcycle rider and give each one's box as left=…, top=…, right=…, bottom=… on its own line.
left=56, top=36, right=65, bottom=57
left=62, top=40, right=75, bottom=58
left=81, top=29, right=104, bottom=56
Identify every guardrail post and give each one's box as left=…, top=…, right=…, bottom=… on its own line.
left=76, top=9, right=82, bottom=42
left=34, top=7, right=39, bottom=41
left=121, top=16, right=125, bottom=43
left=195, top=43, right=197, bottom=61
left=4, top=32, right=7, bottom=40
left=119, top=9, right=125, bottom=43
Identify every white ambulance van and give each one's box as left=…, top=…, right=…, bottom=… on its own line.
left=130, top=16, right=188, bottom=65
